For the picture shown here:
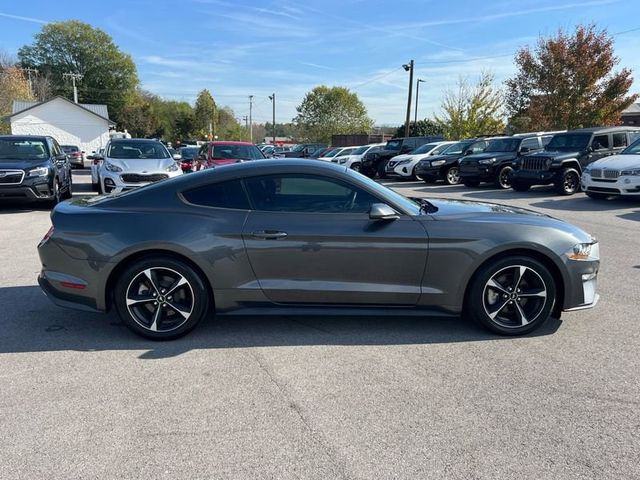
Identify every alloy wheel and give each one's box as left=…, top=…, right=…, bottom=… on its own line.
left=126, top=267, right=195, bottom=333
left=498, top=166, right=513, bottom=189
left=482, top=265, right=548, bottom=329
left=564, top=171, right=579, bottom=194
left=446, top=166, right=460, bottom=185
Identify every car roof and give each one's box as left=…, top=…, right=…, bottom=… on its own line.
left=561, top=127, right=640, bottom=134
left=209, top=141, right=256, bottom=146
left=110, top=138, right=162, bottom=143
left=0, top=135, right=49, bottom=141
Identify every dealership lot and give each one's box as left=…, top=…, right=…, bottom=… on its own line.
left=1, top=170, right=639, bottom=479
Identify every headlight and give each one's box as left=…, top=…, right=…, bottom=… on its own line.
left=166, top=162, right=179, bottom=172
left=27, top=167, right=49, bottom=177
left=478, top=158, right=498, bottom=165
left=105, top=162, right=122, bottom=172
left=338, top=158, right=347, bottom=164
left=430, top=160, right=446, bottom=167
left=396, top=159, right=410, bottom=165
left=566, top=240, right=599, bottom=261
left=620, top=168, right=640, bottom=176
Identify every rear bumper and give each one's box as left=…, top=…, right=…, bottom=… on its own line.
left=38, top=272, right=101, bottom=313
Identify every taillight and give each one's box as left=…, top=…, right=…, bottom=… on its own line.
left=39, top=226, right=54, bottom=246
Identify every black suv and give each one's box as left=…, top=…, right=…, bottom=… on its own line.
left=415, top=138, right=489, bottom=185
left=459, top=135, right=554, bottom=189
left=0, top=135, right=72, bottom=205
left=281, top=143, right=327, bottom=158
left=511, top=127, right=640, bottom=195
left=360, top=136, right=443, bottom=178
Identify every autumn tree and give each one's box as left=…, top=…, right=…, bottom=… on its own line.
left=435, top=71, right=504, bottom=139
left=294, top=86, right=374, bottom=143
left=505, top=24, right=638, bottom=131
left=193, top=89, right=217, bottom=139
left=0, top=53, right=34, bottom=134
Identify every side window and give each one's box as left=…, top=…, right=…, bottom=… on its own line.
left=592, top=135, right=609, bottom=150
left=49, top=139, right=60, bottom=156
left=198, top=144, right=208, bottom=158
left=520, top=138, right=540, bottom=151
left=541, top=135, right=554, bottom=147
left=630, top=132, right=640, bottom=143
left=182, top=179, right=250, bottom=209
left=612, top=133, right=628, bottom=148
left=469, top=141, right=486, bottom=154
left=244, top=175, right=381, bottom=214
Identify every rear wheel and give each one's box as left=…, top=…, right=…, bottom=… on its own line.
left=511, top=180, right=531, bottom=192
left=114, top=256, right=210, bottom=340
left=463, top=179, right=480, bottom=188
left=555, top=167, right=580, bottom=195
left=444, top=165, right=461, bottom=185
left=495, top=165, right=513, bottom=189
left=465, top=256, right=556, bottom=335
left=585, top=191, right=609, bottom=200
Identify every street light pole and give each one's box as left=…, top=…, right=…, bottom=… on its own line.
left=248, top=95, right=254, bottom=143
left=268, top=93, right=276, bottom=144
left=414, top=79, right=425, bottom=126
left=403, top=60, right=414, bottom=138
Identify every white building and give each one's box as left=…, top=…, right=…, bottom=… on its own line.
left=8, top=96, right=115, bottom=154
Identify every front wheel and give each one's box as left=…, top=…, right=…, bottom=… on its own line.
left=351, top=163, right=361, bottom=173
left=444, top=165, right=460, bottom=185
left=555, top=167, right=580, bottom=195
left=495, top=165, right=513, bottom=189
left=465, top=256, right=556, bottom=335
left=114, top=256, right=210, bottom=340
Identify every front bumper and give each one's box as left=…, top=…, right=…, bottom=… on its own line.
left=562, top=254, right=600, bottom=312
left=101, top=170, right=178, bottom=193
left=511, top=169, right=558, bottom=186
left=581, top=173, right=640, bottom=196
left=0, top=177, right=55, bottom=201
left=459, top=163, right=498, bottom=181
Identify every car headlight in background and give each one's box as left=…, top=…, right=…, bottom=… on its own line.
left=27, top=167, right=49, bottom=177
left=478, top=158, right=498, bottom=165
left=396, top=159, right=411, bottom=165
left=166, top=162, right=179, bottom=172
left=566, top=239, right=599, bottom=261
left=430, top=160, right=446, bottom=167
left=338, top=158, right=348, bottom=164
left=620, top=168, right=640, bottom=176
left=105, top=162, right=123, bottom=173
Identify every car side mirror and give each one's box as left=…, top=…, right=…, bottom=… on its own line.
left=463, top=150, right=471, bottom=156
left=55, top=153, right=67, bottom=161
left=173, top=153, right=182, bottom=161
left=586, top=146, right=594, bottom=153
left=92, top=154, right=103, bottom=161
left=369, top=203, right=399, bottom=221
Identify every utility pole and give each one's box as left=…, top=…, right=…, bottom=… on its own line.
left=414, top=79, right=425, bottom=126
left=268, top=93, right=276, bottom=144
left=63, top=72, right=83, bottom=103
left=248, top=95, right=254, bottom=143
left=242, top=115, right=249, bottom=131
left=402, top=60, right=414, bottom=138
left=24, top=68, right=39, bottom=98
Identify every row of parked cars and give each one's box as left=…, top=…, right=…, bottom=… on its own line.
left=325, top=126, right=640, bottom=198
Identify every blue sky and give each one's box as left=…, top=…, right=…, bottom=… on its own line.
left=1, top=0, right=639, bottom=126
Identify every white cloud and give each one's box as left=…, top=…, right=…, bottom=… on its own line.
left=0, top=12, right=47, bottom=24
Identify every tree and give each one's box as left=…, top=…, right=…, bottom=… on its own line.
left=118, top=90, right=163, bottom=139
left=18, top=20, right=138, bottom=125
left=394, top=119, right=443, bottom=138
left=435, top=71, right=504, bottom=139
left=217, top=106, right=248, bottom=141
left=0, top=53, right=34, bottom=134
left=505, top=24, right=638, bottom=131
left=294, top=86, right=374, bottom=143
left=193, top=89, right=216, bottom=139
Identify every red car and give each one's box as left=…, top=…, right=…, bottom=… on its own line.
left=195, top=141, right=265, bottom=169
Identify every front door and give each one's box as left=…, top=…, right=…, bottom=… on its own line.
left=241, top=174, right=428, bottom=305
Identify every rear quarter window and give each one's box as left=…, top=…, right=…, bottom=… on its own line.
left=182, top=179, right=250, bottom=209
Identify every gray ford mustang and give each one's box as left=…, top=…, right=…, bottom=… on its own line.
left=37, top=160, right=599, bottom=340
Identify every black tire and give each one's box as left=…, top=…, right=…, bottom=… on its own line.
left=511, top=180, right=531, bottom=192
left=555, top=167, right=580, bottom=195
left=462, top=179, right=480, bottom=188
left=376, top=161, right=387, bottom=179
left=465, top=255, right=556, bottom=335
left=444, top=165, right=461, bottom=185
left=114, top=256, right=210, bottom=340
left=48, top=179, right=61, bottom=207
left=585, top=191, right=609, bottom=200
left=495, top=165, right=513, bottom=189
left=351, top=163, right=361, bottom=172
left=62, top=174, right=73, bottom=199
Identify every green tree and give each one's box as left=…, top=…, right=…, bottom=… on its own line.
left=217, top=106, right=248, bottom=141
left=118, top=90, right=163, bottom=138
left=294, top=86, right=374, bottom=143
left=505, top=24, right=638, bottom=131
left=193, top=89, right=216, bottom=139
left=435, top=71, right=504, bottom=139
left=18, top=20, right=138, bottom=125
left=394, top=119, right=443, bottom=138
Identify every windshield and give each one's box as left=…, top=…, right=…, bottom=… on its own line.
left=108, top=141, right=170, bottom=159
left=291, top=144, right=306, bottom=152
left=411, top=143, right=440, bottom=155
left=546, top=133, right=591, bottom=151
left=485, top=138, right=520, bottom=152
left=351, top=146, right=369, bottom=155
left=385, top=140, right=402, bottom=151
left=323, top=148, right=341, bottom=158
left=346, top=170, right=420, bottom=215
left=441, top=141, right=470, bottom=155
left=61, top=145, right=79, bottom=152
left=622, top=137, right=640, bottom=154
left=0, top=138, right=50, bottom=160
left=180, top=147, right=199, bottom=159
left=212, top=144, right=262, bottom=160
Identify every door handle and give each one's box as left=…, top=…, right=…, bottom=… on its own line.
left=251, top=230, right=288, bottom=240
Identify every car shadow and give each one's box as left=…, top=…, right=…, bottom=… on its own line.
left=617, top=210, right=640, bottom=222
left=529, top=196, right=640, bottom=212
left=0, top=201, right=52, bottom=213
left=0, top=285, right=562, bottom=359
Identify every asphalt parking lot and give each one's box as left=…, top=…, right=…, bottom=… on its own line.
left=1, top=169, right=639, bottom=480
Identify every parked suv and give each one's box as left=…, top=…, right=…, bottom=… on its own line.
left=415, top=138, right=489, bottom=185
left=195, top=141, right=265, bottom=170
left=459, top=134, right=553, bottom=189
left=360, top=136, right=443, bottom=178
left=581, top=136, right=640, bottom=198
left=511, top=127, right=640, bottom=195
left=281, top=143, right=326, bottom=158
left=0, top=135, right=72, bottom=205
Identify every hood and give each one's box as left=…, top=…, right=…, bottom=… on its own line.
left=390, top=154, right=413, bottom=162
left=530, top=150, right=581, bottom=160
left=425, top=197, right=547, bottom=217
left=104, top=157, right=174, bottom=173
left=462, top=151, right=515, bottom=162
left=588, top=154, right=640, bottom=169
left=0, top=159, right=51, bottom=170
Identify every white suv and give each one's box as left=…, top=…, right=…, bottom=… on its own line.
left=334, top=143, right=385, bottom=172
left=582, top=137, right=640, bottom=198
left=98, top=139, right=182, bottom=194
